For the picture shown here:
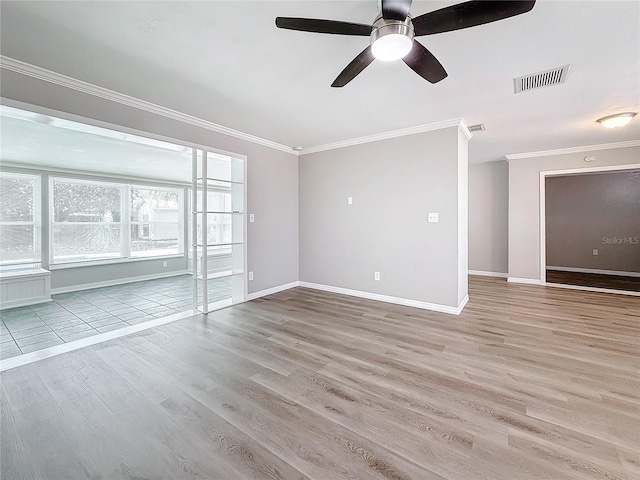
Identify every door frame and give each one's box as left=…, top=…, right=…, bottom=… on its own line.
left=539, top=163, right=640, bottom=284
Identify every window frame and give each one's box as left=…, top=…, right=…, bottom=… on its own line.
left=129, top=184, right=184, bottom=260
left=0, top=171, right=41, bottom=270
left=49, top=176, right=184, bottom=267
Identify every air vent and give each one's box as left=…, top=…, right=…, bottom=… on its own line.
left=468, top=123, right=486, bottom=132
left=514, top=65, right=570, bottom=93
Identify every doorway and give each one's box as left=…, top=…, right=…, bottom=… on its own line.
left=541, top=166, right=640, bottom=293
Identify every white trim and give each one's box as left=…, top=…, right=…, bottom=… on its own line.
left=50, top=270, right=189, bottom=295
left=299, top=118, right=468, bottom=155
left=246, top=281, right=300, bottom=301
left=458, top=294, right=470, bottom=313
left=0, top=309, right=197, bottom=372
left=546, top=266, right=640, bottom=278
left=1, top=58, right=477, bottom=158
left=544, top=282, right=640, bottom=297
left=540, top=170, right=547, bottom=283
left=458, top=118, right=474, bottom=141
left=299, top=281, right=468, bottom=315
left=0, top=268, right=51, bottom=310
left=506, top=140, right=640, bottom=160
left=469, top=270, right=508, bottom=278
left=507, top=277, right=544, bottom=285
left=540, top=163, right=640, bottom=177
left=0, top=56, right=296, bottom=155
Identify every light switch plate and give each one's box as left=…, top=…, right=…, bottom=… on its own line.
left=248, top=271, right=254, bottom=281
left=249, top=214, right=255, bottom=223
left=428, top=213, right=439, bottom=223
left=348, top=197, right=353, bottom=205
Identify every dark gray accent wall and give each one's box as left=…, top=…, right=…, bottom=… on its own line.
left=546, top=170, right=640, bottom=273
left=468, top=161, right=509, bottom=274
left=1, top=69, right=299, bottom=294
left=299, top=127, right=468, bottom=309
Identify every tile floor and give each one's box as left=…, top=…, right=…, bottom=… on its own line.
left=0, top=274, right=231, bottom=360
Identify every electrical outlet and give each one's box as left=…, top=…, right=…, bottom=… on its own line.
left=593, top=249, right=599, bottom=256
left=249, top=214, right=255, bottom=223
left=162, top=261, right=168, bottom=267
left=248, top=271, right=254, bottom=281
left=374, top=272, right=380, bottom=281
left=428, top=213, right=439, bottom=223
left=348, top=196, right=353, bottom=205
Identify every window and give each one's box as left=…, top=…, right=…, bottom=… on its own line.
left=52, top=178, right=123, bottom=263
left=0, top=172, right=40, bottom=268
left=131, top=186, right=181, bottom=258
left=52, top=177, right=183, bottom=265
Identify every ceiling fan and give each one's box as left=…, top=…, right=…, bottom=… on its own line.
left=275, top=0, right=536, bottom=87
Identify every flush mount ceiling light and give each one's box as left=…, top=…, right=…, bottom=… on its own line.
left=370, top=15, right=414, bottom=62
left=596, top=112, right=637, bottom=128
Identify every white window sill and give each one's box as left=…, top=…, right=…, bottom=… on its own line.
left=49, top=254, right=185, bottom=270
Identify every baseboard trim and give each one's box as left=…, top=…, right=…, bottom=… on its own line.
left=469, top=270, right=508, bottom=278
left=51, top=270, right=190, bottom=295
left=546, top=266, right=640, bottom=278
left=299, top=281, right=467, bottom=315
left=544, top=282, right=640, bottom=297
left=507, top=277, right=544, bottom=286
left=246, top=281, right=300, bottom=301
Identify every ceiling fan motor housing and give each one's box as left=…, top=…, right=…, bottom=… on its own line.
left=370, top=15, right=415, bottom=61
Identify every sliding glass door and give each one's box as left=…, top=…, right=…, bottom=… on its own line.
left=191, top=150, right=245, bottom=313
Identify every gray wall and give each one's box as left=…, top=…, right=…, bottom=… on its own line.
left=546, top=170, right=640, bottom=273
left=0, top=69, right=299, bottom=294
left=52, top=256, right=188, bottom=290
left=299, top=127, right=468, bottom=309
left=468, top=161, right=509, bottom=274
left=508, top=146, right=640, bottom=280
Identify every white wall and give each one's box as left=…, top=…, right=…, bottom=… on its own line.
left=468, top=161, right=509, bottom=274
left=508, top=146, right=640, bottom=281
left=299, top=126, right=468, bottom=311
left=0, top=69, right=299, bottom=294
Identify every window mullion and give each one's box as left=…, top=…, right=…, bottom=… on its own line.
left=122, top=184, right=131, bottom=258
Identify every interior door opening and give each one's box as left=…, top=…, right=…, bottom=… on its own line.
left=543, top=167, right=640, bottom=293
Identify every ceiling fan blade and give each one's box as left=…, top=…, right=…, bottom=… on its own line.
left=275, top=17, right=372, bottom=36
left=331, top=46, right=375, bottom=88
left=413, top=0, right=536, bottom=36
left=403, top=41, right=448, bottom=84
left=381, top=0, right=412, bottom=21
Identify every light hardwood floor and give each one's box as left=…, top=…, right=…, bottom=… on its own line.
left=1, top=276, right=639, bottom=479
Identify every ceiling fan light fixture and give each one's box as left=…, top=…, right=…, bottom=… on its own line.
left=370, top=17, right=414, bottom=62
left=596, top=112, right=637, bottom=129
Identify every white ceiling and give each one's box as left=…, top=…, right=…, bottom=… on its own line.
left=1, top=0, right=639, bottom=164
left=0, top=107, right=193, bottom=183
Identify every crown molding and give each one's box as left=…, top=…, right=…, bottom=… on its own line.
left=0, top=55, right=297, bottom=155
left=458, top=118, right=473, bottom=141
left=505, top=140, right=640, bottom=160
left=300, top=118, right=471, bottom=155
left=1, top=56, right=475, bottom=158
